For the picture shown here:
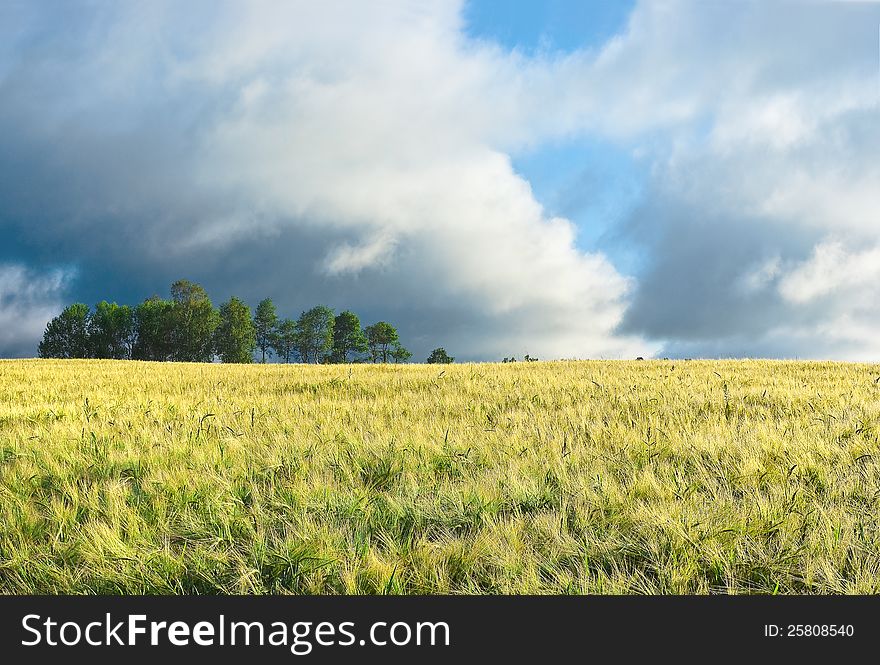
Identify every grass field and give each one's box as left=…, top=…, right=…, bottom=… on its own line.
left=1, top=358, right=879, bottom=594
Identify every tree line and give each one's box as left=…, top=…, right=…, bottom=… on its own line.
left=38, top=279, right=455, bottom=364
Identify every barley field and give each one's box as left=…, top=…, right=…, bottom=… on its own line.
left=1, top=359, right=879, bottom=594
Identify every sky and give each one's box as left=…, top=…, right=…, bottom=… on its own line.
left=1, top=0, right=879, bottom=361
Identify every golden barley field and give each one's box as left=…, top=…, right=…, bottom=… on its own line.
left=1, top=358, right=879, bottom=594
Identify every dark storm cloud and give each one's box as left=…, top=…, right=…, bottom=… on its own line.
left=618, top=196, right=817, bottom=341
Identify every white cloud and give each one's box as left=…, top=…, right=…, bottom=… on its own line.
left=737, top=257, right=782, bottom=295
left=0, top=264, right=71, bottom=356
left=778, top=241, right=880, bottom=304
left=323, top=232, right=398, bottom=276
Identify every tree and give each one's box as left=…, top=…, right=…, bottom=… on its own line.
left=38, top=303, right=91, bottom=358
left=89, top=301, right=135, bottom=359
left=295, top=306, right=335, bottom=363
left=169, top=280, right=219, bottom=362
left=253, top=298, right=278, bottom=363
left=214, top=297, right=256, bottom=363
left=132, top=297, right=175, bottom=361
left=426, top=347, right=454, bottom=364
left=272, top=318, right=297, bottom=363
left=390, top=342, right=412, bottom=364
left=364, top=321, right=398, bottom=363
left=331, top=310, right=368, bottom=362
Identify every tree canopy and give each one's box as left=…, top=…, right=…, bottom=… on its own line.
left=391, top=342, right=412, bottom=363
left=331, top=310, right=368, bottom=363
left=295, top=305, right=335, bottom=364
left=89, top=301, right=135, bottom=359
left=272, top=318, right=297, bottom=364
left=38, top=280, right=426, bottom=365
left=426, top=347, right=454, bottom=364
left=132, top=297, right=175, bottom=361
left=214, top=297, right=256, bottom=363
left=38, top=303, right=91, bottom=359
left=253, top=298, right=278, bottom=363
left=170, top=280, right=219, bottom=362
left=365, top=321, right=399, bottom=363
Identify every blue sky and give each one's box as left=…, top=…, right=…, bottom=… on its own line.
left=509, top=137, right=646, bottom=274
left=1, top=0, right=880, bottom=361
left=465, top=0, right=645, bottom=271
left=464, top=0, right=635, bottom=53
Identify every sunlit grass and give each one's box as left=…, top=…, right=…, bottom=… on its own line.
left=1, top=358, right=879, bottom=594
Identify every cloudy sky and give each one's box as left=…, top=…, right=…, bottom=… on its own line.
left=1, top=0, right=878, bottom=361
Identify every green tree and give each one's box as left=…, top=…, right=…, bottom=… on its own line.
left=295, top=305, right=335, bottom=363
left=390, top=342, right=412, bottom=364
left=38, top=303, right=91, bottom=358
left=89, top=301, right=135, bottom=359
left=330, top=310, right=368, bottom=362
left=214, top=297, right=256, bottom=363
left=253, top=298, right=278, bottom=363
left=364, top=321, right=398, bottom=363
left=272, top=318, right=298, bottom=363
left=132, top=297, right=175, bottom=361
left=426, top=347, right=454, bottom=364
left=169, top=280, right=219, bottom=362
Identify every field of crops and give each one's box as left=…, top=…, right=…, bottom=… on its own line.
left=1, top=359, right=879, bottom=594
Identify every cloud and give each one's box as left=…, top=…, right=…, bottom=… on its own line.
left=736, top=257, right=782, bottom=296
left=1, top=0, right=878, bottom=360
left=602, top=0, right=880, bottom=359
left=323, top=232, right=399, bottom=276
left=778, top=241, right=880, bottom=305
left=0, top=0, right=649, bottom=360
left=0, top=264, right=72, bottom=357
